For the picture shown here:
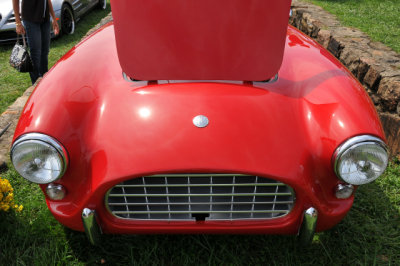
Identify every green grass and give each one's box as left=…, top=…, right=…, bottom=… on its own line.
left=305, top=0, right=400, bottom=53
left=0, top=4, right=111, bottom=114
left=1, top=161, right=399, bottom=265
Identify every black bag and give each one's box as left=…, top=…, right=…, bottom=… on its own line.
left=9, top=35, right=33, bottom=73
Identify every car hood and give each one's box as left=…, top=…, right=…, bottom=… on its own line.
left=110, top=0, right=292, bottom=81
left=14, top=23, right=384, bottom=189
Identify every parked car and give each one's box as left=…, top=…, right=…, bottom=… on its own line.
left=10, top=0, right=388, bottom=245
left=0, top=0, right=106, bottom=43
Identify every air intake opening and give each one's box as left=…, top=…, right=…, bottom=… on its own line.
left=192, top=213, right=209, bottom=221
left=106, top=174, right=295, bottom=221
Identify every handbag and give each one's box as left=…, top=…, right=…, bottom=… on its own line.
left=9, top=35, right=33, bottom=73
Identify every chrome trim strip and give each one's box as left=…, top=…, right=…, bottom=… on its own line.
left=81, top=208, right=102, bottom=246
left=108, top=201, right=294, bottom=206
left=151, top=174, right=250, bottom=177
left=112, top=210, right=290, bottom=215
left=122, top=72, right=136, bottom=82
left=115, top=183, right=286, bottom=188
left=108, top=192, right=292, bottom=197
left=143, top=176, right=150, bottom=219
left=265, top=74, right=279, bottom=83
left=122, top=74, right=279, bottom=84
left=298, top=207, right=318, bottom=245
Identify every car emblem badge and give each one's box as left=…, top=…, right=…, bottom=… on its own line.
left=193, top=115, right=209, bottom=128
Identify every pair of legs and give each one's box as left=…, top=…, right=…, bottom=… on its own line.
left=23, top=19, right=51, bottom=84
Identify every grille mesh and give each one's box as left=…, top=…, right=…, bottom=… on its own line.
left=106, top=174, right=295, bottom=221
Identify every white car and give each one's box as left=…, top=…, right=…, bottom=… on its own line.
left=0, top=0, right=106, bottom=43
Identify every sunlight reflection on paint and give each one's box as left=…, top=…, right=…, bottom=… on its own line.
left=100, top=103, right=106, bottom=117
left=136, top=90, right=149, bottom=95
left=338, top=120, right=345, bottom=128
left=35, top=117, right=41, bottom=127
left=138, top=107, right=151, bottom=119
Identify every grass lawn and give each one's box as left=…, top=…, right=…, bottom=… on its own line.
left=305, top=0, right=400, bottom=53
left=0, top=4, right=111, bottom=114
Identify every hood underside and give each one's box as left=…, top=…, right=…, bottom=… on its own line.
left=110, top=0, right=292, bottom=81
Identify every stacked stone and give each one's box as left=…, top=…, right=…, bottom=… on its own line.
left=0, top=86, right=35, bottom=172
left=290, top=0, right=400, bottom=156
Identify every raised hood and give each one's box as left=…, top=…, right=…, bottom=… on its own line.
left=110, top=0, right=292, bottom=81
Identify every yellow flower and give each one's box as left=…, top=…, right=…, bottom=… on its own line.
left=0, top=203, right=10, bottom=212
left=0, top=181, right=6, bottom=192
left=12, top=204, right=24, bottom=212
left=0, top=177, right=22, bottom=213
left=1, top=178, right=12, bottom=192
left=5, top=193, right=13, bottom=202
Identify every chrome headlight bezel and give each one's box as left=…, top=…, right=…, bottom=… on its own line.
left=11, top=133, right=68, bottom=184
left=333, top=135, right=388, bottom=185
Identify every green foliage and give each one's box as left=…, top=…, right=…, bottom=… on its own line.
left=306, top=0, right=400, bottom=53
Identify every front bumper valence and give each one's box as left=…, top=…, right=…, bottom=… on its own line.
left=81, top=206, right=319, bottom=245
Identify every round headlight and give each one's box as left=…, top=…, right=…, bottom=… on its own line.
left=11, top=133, right=68, bottom=184
left=333, top=135, right=388, bottom=185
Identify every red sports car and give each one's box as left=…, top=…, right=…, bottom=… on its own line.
left=10, top=0, right=388, bottom=245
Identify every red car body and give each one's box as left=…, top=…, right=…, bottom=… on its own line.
left=12, top=0, right=386, bottom=243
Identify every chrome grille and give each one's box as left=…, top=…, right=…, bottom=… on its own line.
left=106, top=174, right=295, bottom=221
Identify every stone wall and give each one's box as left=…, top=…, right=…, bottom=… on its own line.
left=0, top=86, right=34, bottom=170
left=290, top=0, right=400, bottom=156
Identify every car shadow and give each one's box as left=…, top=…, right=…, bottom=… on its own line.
left=65, top=181, right=400, bottom=265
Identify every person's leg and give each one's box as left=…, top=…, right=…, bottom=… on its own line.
left=39, top=19, right=51, bottom=77
left=23, top=20, right=41, bottom=84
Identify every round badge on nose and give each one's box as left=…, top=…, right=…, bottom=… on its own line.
left=193, top=115, right=209, bottom=128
